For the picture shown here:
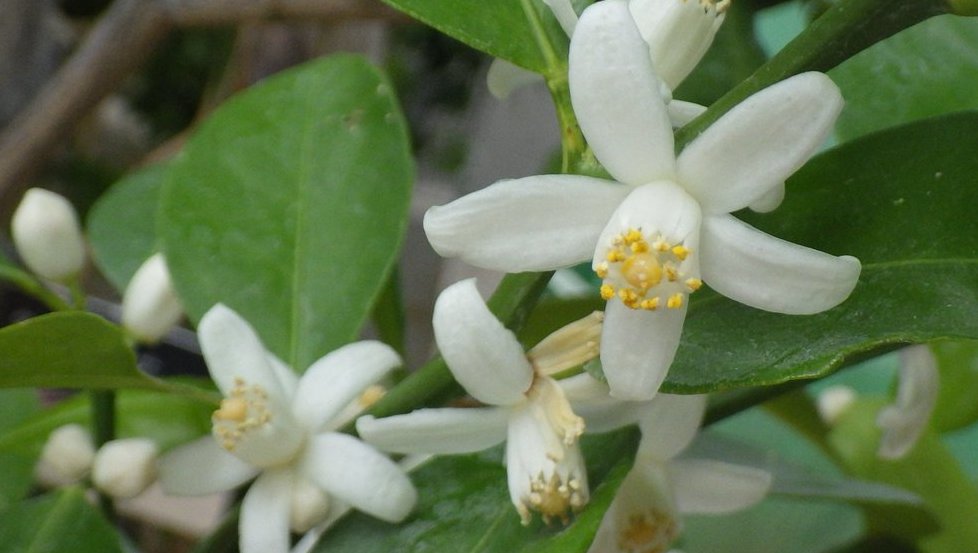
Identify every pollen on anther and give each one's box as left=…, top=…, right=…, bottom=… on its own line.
left=639, top=298, right=659, bottom=310
left=667, top=294, right=684, bottom=309
left=600, top=284, right=615, bottom=300
left=685, top=278, right=702, bottom=291
left=595, top=262, right=609, bottom=278
left=671, top=245, right=689, bottom=260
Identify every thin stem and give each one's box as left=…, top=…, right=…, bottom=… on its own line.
left=90, top=389, right=116, bottom=519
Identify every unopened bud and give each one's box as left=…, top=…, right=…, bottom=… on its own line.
left=35, top=424, right=95, bottom=487
left=122, top=253, right=183, bottom=343
left=92, top=438, right=159, bottom=498
left=815, top=385, right=857, bottom=425
left=11, top=188, right=86, bottom=282
left=290, top=478, right=330, bottom=533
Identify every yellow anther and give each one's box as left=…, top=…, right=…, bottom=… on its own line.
left=621, top=253, right=663, bottom=291
left=214, top=398, right=248, bottom=423
left=667, top=293, right=684, bottom=309
left=671, top=245, right=689, bottom=260
left=607, top=250, right=625, bottom=262
left=685, top=278, right=703, bottom=291
left=600, top=284, right=615, bottom=300
left=358, top=384, right=386, bottom=408
left=654, top=241, right=670, bottom=252
left=630, top=240, right=649, bottom=253
left=665, top=266, right=678, bottom=282
left=595, top=262, right=609, bottom=279
left=639, top=298, right=659, bottom=310
left=624, top=229, right=643, bottom=244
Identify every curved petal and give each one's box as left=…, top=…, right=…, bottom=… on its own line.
left=543, top=0, right=578, bottom=36
left=560, top=374, right=650, bottom=433
left=677, top=72, right=843, bottom=214
left=601, top=299, right=686, bottom=401
left=668, top=458, right=772, bottom=514
left=424, top=175, right=628, bottom=272
left=198, top=304, right=286, bottom=400
left=629, top=0, right=725, bottom=90
left=637, top=394, right=707, bottom=461
left=877, top=345, right=939, bottom=460
left=293, top=341, right=401, bottom=432
left=569, top=0, right=675, bottom=186
left=240, top=469, right=293, bottom=553
left=700, top=214, right=861, bottom=314
left=267, top=352, right=298, bottom=398
left=588, top=461, right=680, bottom=553
left=748, top=182, right=786, bottom=213
left=158, top=436, right=259, bottom=495
left=667, top=100, right=707, bottom=128
left=303, top=433, right=417, bottom=523
left=486, top=58, right=542, bottom=100
left=356, top=408, right=508, bottom=454
left=433, top=279, right=533, bottom=405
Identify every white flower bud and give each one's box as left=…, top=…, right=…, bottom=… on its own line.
left=35, top=424, right=95, bottom=487
left=92, top=438, right=159, bottom=498
left=815, top=385, right=857, bottom=425
left=121, top=253, right=183, bottom=343
left=11, top=188, right=86, bottom=282
left=290, top=478, right=331, bottom=533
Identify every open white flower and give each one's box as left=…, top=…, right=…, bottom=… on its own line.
left=158, top=304, right=416, bottom=553
left=876, top=345, right=939, bottom=460
left=589, top=394, right=771, bottom=553
left=358, top=279, right=603, bottom=525
left=426, top=0, right=860, bottom=400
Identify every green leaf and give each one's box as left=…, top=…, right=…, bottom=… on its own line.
left=312, top=429, right=636, bottom=553
left=0, top=390, right=40, bottom=509
left=87, top=163, right=169, bottom=291
left=830, top=15, right=978, bottom=141
left=159, top=55, right=413, bottom=371
left=0, top=488, right=123, bottom=553
left=929, top=340, right=978, bottom=432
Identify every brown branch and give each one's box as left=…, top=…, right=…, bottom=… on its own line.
left=161, top=0, right=402, bottom=26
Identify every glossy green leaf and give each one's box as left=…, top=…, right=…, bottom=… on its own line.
left=313, top=429, right=636, bottom=553
left=159, top=55, right=413, bottom=371
left=87, top=163, right=168, bottom=291
left=0, top=488, right=123, bottom=553
left=830, top=15, right=978, bottom=141
left=0, top=390, right=40, bottom=509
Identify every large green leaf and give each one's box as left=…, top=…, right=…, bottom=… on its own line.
left=0, top=488, right=123, bottom=553
left=312, top=429, right=636, bottom=553
left=0, top=390, right=39, bottom=509
left=830, top=15, right=978, bottom=141
left=159, top=55, right=413, bottom=371
left=87, top=163, right=168, bottom=291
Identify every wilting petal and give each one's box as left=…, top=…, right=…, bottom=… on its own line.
left=629, top=0, right=726, bottom=90
left=637, top=394, right=707, bottom=461
left=356, top=408, right=509, bottom=454
left=588, top=461, right=681, bottom=553
left=668, top=100, right=707, bottom=128
left=240, top=469, right=293, bottom=553
left=424, top=175, right=628, bottom=272
left=303, top=432, right=417, bottom=523
left=570, top=0, right=675, bottom=186
left=601, top=300, right=686, bottom=400
left=292, top=341, right=401, bottom=432
left=748, top=182, right=786, bottom=213
left=433, top=279, right=534, bottom=405
left=486, top=58, right=542, bottom=99
left=669, top=458, right=772, bottom=514
left=560, top=373, right=650, bottom=432
left=198, top=304, right=287, bottom=400
left=877, top=345, right=939, bottom=460
left=677, top=72, right=843, bottom=214
left=700, top=214, right=861, bottom=314
left=158, top=436, right=259, bottom=495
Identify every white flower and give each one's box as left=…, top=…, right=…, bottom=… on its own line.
left=158, top=304, right=416, bottom=553
left=357, top=279, right=604, bottom=525
left=425, top=0, right=860, bottom=400
left=589, top=394, right=771, bottom=553
left=92, top=438, right=159, bottom=498
left=121, top=253, right=184, bottom=343
left=11, top=188, right=86, bottom=282
left=35, top=423, right=95, bottom=488
left=815, top=385, right=858, bottom=425
left=876, top=345, right=939, bottom=460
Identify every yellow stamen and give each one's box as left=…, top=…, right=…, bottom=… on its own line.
left=685, top=278, right=703, bottom=291
left=600, top=284, right=615, bottom=300
left=671, top=245, right=689, bottom=260
left=667, top=293, right=684, bottom=309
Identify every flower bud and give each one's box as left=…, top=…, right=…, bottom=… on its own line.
left=11, top=188, right=86, bottom=282
left=815, top=385, right=857, bottom=425
left=92, top=438, right=159, bottom=498
left=121, top=253, right=183, bottom=343
left=35, top=424, right=95, bottom=487
left=290, top=478, right=331, bottom=533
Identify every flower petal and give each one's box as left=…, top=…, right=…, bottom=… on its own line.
left=668, top=458, right=772, bottom=514
left=303, top=432, right=417, bottom=523
left=433, top=279, right=533, bottom=405
left=240, top=469, right=293, bottom=553
left=356, top=408, right=509, bottom=454
left=600, top=300, right=686, bottom=400
left=700, top=214, right=861, bottom=314
left=424, top=175, right=628, bottom=272
left=677, top=72, right=843, bottom=214
left=667, top=100, right=707, bottom=128
left=588, top=461, right=680, bottom=553
left=198, top=304, right=286, bottom=400
left=629, top=0, right=725, bottom=90
left=748, top=182, right=785, bottom=213
left=267, top=352, right=299, bottom=397
left=292, top=341, right=401, bottom=432
left=486, top=59, right=542, bottom=99
left=542, top=0, right=579, bottom=35
left=560, top=374, right=650, bottom=432
left=637, top=394, right=707, bottom=461
left=158, top=436, right=259, bottom=495
left=877, top=345, right=939, bottom=460
left=569, top=0, right=675, bottom=185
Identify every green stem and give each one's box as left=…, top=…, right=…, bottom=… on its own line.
left=90, top=389, right=116, bottom=519
left=0, top=268, right=70, bottom=311
left=371, top=266, right=407, bottom=358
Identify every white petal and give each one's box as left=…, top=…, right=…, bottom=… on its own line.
left=560, top=374, right=650, bottom=432
left=816, top=385, right=858, bottom=425
left=356, top=408, right=509, bottom=454
left=588, top=461, right=680, bottom=553
left=629, top=0, right=726, bottom=90
left=543, top=0, right=578, bottom=36
left=240, top=469, right=293, bottom=553
left=600, top=300, right=686, bottom=400
left=668, top=458, right=772, bottom=514
left=570, top=0, right=675, bottom=186
left=303, top=432, right=417, bottom=523
left=292, top=341, right=401, bottom=432
left=11, top=188, right=86, bottom=282
left=486, top=58, right=542, bottom=99
left=121, top=253, right=183, bottom=344
left=677, top=72, right=843, bottom=214
left=198, top=304, right=287, bottom=400
left=637, top=394, right=707, bottom=461
left=267, top=352, right=299, bottom=397
left=700, top=214, right=861, bottom=314
left=433, top=279, right=533, bottom=405
left=748, top=182, right=786, bottom=213
left=877, top=345, right=939, bottom=460
left=158, top=436, right=259, bottom=496
left=667, top=100, right=707, bottom=128
left=424, top=175, right=628, bottom=272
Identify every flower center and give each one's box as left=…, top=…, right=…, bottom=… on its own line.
left=526, top=471, right=586, bottom=525
left=617, top=508, right=681, bottom=553
left=595, top=227, right=701, bottom=311
left=212, top=378, right=272, bottom=452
